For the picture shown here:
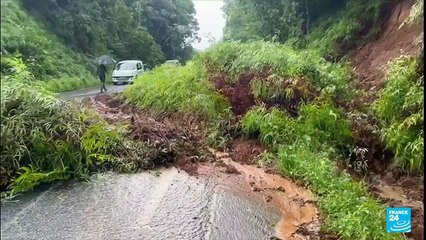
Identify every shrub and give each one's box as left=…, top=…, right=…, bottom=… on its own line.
left=124, top=63, right=232, bottom=123
left=277, top=145, right=402, bottom=240
left=298, top=102, right=353, bottom=146
left=0, top=80, right=126, bottom=194
left=1, top=1, right=97, bottom=92
left=373, top=55, right=424, bottom=172
left=241, top=102, right=353, bottom=149
left=241, top=107, right=299, bottom=147
left=200, top=41, right=353, bottom=101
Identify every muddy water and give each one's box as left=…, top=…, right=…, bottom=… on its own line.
left=375, top=184, right=424, bottom=209
left=1, top=168, right=281, bottom=240
left=1, top=155, right=319, bottom=240
left=203, top=151, right=320, bottom=239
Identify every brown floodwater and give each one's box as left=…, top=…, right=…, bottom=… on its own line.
left=1, top=152, right=319, bottom=240
left=203, top=150, right=320, bottom=240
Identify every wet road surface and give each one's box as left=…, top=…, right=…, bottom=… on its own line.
left=1, top=167, right=280, bottom=240
left=60, top=83, right=128, bottom=100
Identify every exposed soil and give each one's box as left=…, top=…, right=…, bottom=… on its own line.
left=87, top=93, right=424, bottom=240
left=89, top=94, right=214, bottom=170
left=348, top=4, right=424, bottom=236
left=89, top=95, right=325, bottom=238
left=200, top=149, right=323, bottom=240
left=352, top=0, right=424, bottom=95
left=370, top=173, right=424, bottom=240
left=213, top=73, right=256, bottom=116
left=229, top=139, right=266, bottom=165
left=212, top=72, right=316, bottom=117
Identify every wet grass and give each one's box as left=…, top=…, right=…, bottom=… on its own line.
left=1, top=1, right=97, bottom=92
left=242, top=104, right=403, bottom=239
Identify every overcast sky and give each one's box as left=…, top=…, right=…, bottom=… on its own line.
left=192, top=0, right=225, bottom=51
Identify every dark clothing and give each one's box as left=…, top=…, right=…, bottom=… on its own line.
left=97, top=64, right=107, bottom=82
left=97, top=64, right=107, bottom=92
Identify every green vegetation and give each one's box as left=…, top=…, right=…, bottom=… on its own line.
left=124, top=63, right=230, bottom=121
left=223, top=0, right=389, bottom=60
left=1, top=0, right=198, bottom=92
left=242, top=103, right=353, bottom=148
left=405, top=0, right=424, bottom=24
left=0, top=60, right=151, bottom=198
left=1, top=0, right=423, bottom=238
left=373, top=55, right=424, bottom=172
left=201, top=41, right=354, bottom=99
left=123, top=63, right=233, bottom=148
left=277, top=146, right=399, bottom=239
left=241, top=104, right=401, bottom=239
left=21, top=0, right=198, bottom=64
left=306, top=0, right=388, bottom=60
left=0, top=0, right=97, bottom=92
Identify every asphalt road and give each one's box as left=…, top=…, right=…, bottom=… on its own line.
left=60, top=83, right=129, bottom=100
left=1, top=168, right=280, bottom=240
left=2, top=83, right=286, bottom=240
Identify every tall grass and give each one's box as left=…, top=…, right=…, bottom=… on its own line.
left=0, top=60, right=146, bottom=197
left=201, top=41, right=354, bottom=100
left=124, top=63, right=231, bottom=121
left=123, top=63, right=233, bottom=148
left=373, top=55, right=424, bottom=172
left=1, top=0, right=98, bottom=92
left=241, top=103, right=403, bottom=239
left=405, top=0, right=424, bottom=25
left=241, top=102, right=353, bottom=149
left=306, top=0, right=389, bottom=60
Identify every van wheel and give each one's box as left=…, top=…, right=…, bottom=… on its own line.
left=113, top=82, right=118, bottom=85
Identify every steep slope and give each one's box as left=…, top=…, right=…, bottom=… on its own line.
left=352, top=0, right=424, bottom=91
left=1, top=0, right=97, bottom=92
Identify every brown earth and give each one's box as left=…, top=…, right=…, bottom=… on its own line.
left=213, top=73, right=256, bottom=116
left=89, top=94, right=214, bottom=170
left=203, top=149, right=324, bottom=240
left=350, top=2, right=424, bottom=238
left=212, top=72, right=315, bottom=117
left=229, top=138, right=266, bottom=164
left=370, top=173, right=424, bottom=240
left=351, top=0, right=423, bottom=94
left=89, top=94, right=327, bottom=239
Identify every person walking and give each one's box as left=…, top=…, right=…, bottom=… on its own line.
left=97, top=63, right=107, bottom=93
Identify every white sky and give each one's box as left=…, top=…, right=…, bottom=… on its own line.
left=192, top=0, right=225, bottom=51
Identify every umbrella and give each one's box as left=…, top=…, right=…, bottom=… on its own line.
left=95, top=55, right=116, bottom=65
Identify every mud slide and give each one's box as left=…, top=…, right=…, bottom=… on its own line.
left=352, top=0, right=423, bottom=92
left=87, top=94, right=328, bottom=239
left=351, top=1, right=424, bottom=238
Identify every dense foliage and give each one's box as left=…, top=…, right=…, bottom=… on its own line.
left=1, top=0, right=198, bottom=92
left=239, top=103, right=399, bottom=239
left=21, top=0, right=198, bottom=65
left=0, top=59, right=153, bottom=198
left=374, top=55, right=424, bottom=172
left=223, top=0, right=389, bottom=60
left=0, top=0, right=97, bottom=91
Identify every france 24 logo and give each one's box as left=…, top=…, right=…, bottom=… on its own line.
left=386, top=208, right=411, bottom=233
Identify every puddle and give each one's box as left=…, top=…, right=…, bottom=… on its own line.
left=375, top=184, right=423, bottom=209
left=200, top=150, right=321, bottom=239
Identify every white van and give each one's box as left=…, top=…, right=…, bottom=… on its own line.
left=112, top=60, right=144, bottom=85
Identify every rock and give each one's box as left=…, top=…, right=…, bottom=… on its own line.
left=275, top=186, right=286, bottom=193
left=264, top=195, right=272, bottom=203
left=252, top=187, right=262, bottom=192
